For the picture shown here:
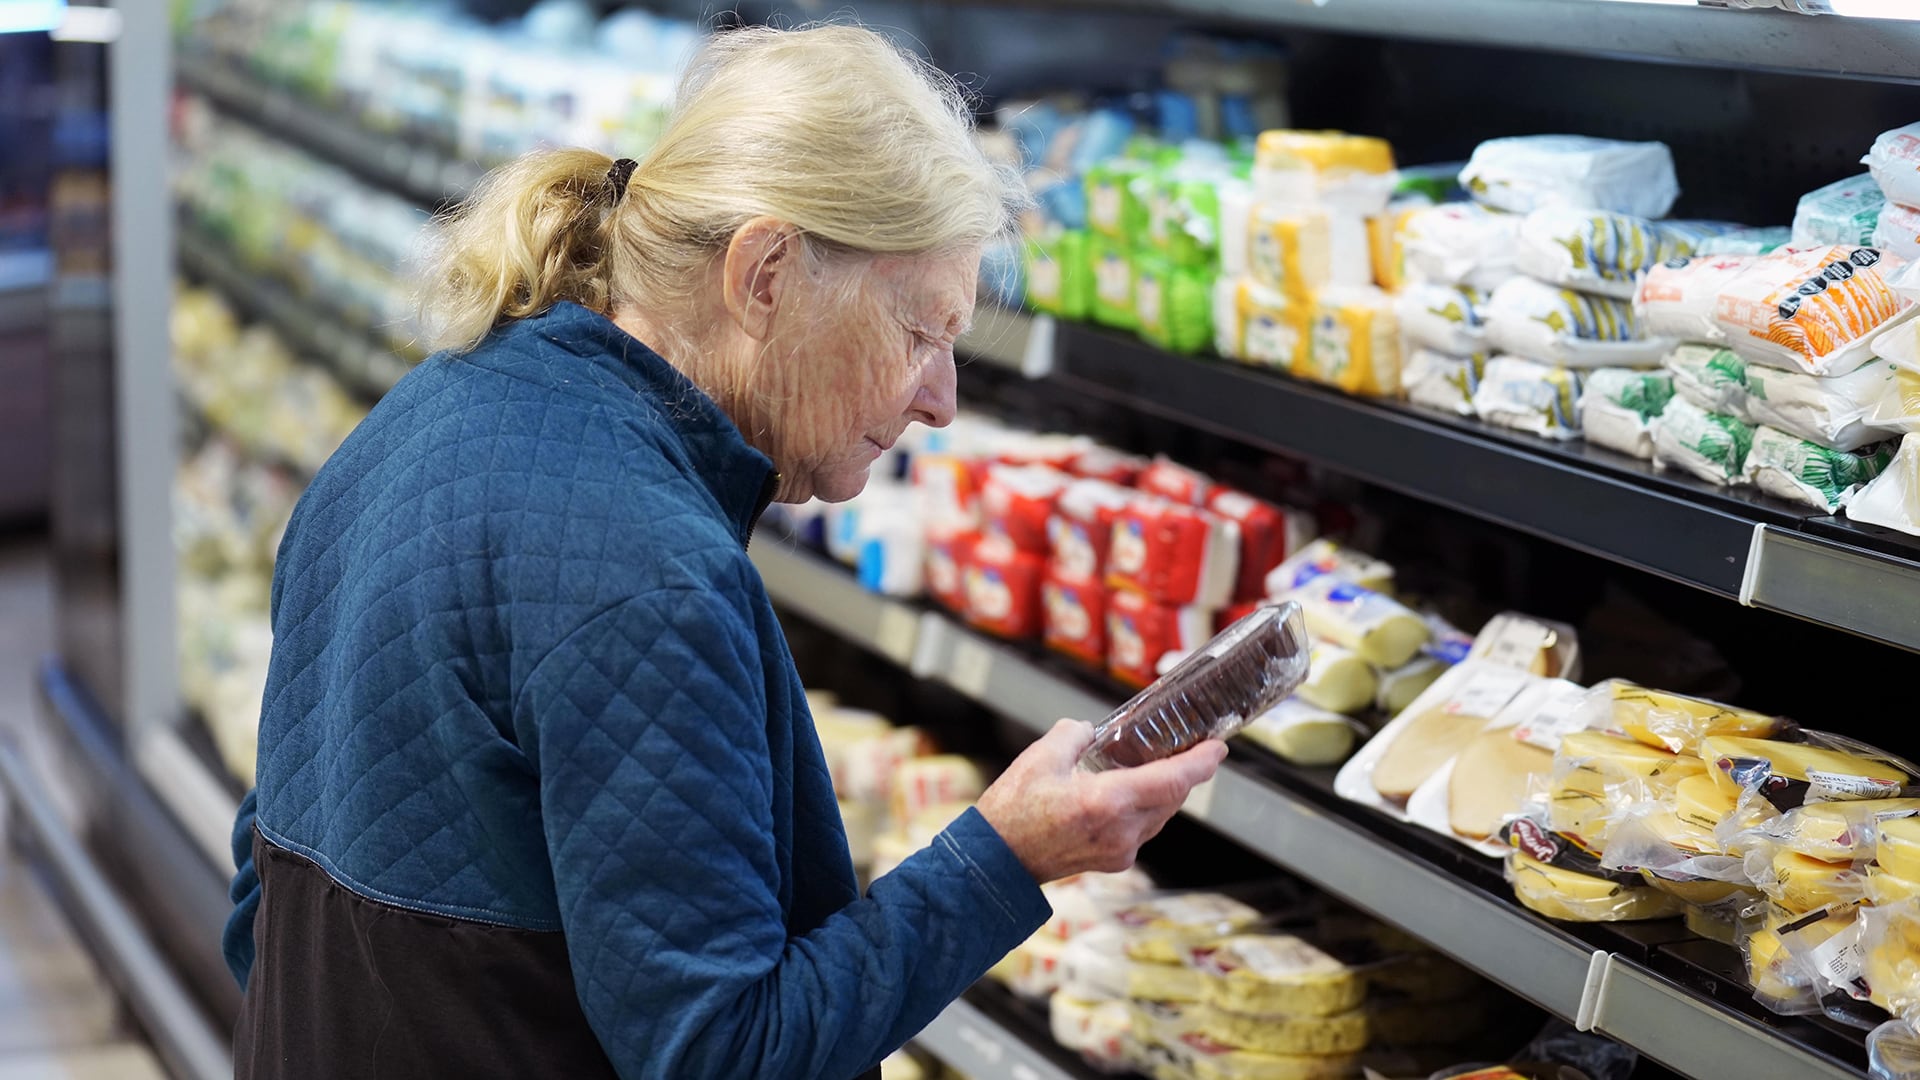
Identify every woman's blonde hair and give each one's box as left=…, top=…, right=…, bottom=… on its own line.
left=419, top=23, right=1024, bottom=356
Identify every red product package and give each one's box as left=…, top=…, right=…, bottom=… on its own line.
left=1042, top=570, right=1108, bottom=667
left=1205, top=488, right=1317, bottom=604
left=1046, top=478, right=1135, bottom=581
left=963, top=533, right=1046, bottom=640
left=995, top=434, right=1086, bottom=469
left=913, top=453, right=982, bottom=527
left=1106, top=588, right=1214, bottom=689
left=924, top=527, right=980, bottom=614
left=1137, top=456, right=1213, bottom=506
left=1070, top=445, right=1150, bottom=486
left=1216, top=600, right=1265, bottom=635
left=1106, top=497, right=1241, bottom=609
left=980, top=463, right=1071, bottom=555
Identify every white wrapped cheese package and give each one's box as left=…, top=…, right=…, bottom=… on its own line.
left=1847, top=432, right=1920, bottom=536
left=1877, top=201, right=1920, bottom=263
left=1652, top=397, right=1756, bottom=486
left=1404, top=348, right=1485, bottom=417
left=1581, top=368, right=1675, bottom=460
left=1397, top=282, right=1489, bottom=356
left=1472, top=356, right=1584, bottom=440
left=1865, top=124, right=1920, bottom=214
left=1745, top=425, right=1894, bottom=513
left=1238, top=698, right=1358, bottom=766
left=1296, top=642, right=1377, bottom=715
left=1287, top=575, right=1430, bottom=669
left=1635, top=254, right=1757, bottom=345
left=1460, top=135, right=1679, bottom=219
left=1265, top=538, right=1395, bottom=596
left=1791, top=174, right=1885, bottom=249
left=1485, top=278, right=1673, bottom=368
left=1664, top=343, right=1749, bottom=415
left=1515, top=209, right=1714, bottom=301
left=1400, top=203, right=1521, bottom=291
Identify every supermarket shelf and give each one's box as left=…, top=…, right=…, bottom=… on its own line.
left=1048, top=322, right=1920, bottom=657
left=749, top=538, right=1867, bottom=1080
left=917, top=989, right=1096, bottom=1080
left=175, top=222, right=413, bottom=401
left=175, top=58, right=479, bottom=208
left=960, top=307, right=1056, bottom=379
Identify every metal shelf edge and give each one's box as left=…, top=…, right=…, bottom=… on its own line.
left=915, top=996, right=1082, bottom=1080
left=1593, top=957, right=1860, bottom=1080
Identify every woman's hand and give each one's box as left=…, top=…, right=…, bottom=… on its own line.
left=975, top=720, right=1227, bottom=885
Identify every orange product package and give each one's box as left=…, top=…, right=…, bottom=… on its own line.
left=1106, top=588, right=1214, bottom=689
left=1711, top=245, right=1911, bottom=376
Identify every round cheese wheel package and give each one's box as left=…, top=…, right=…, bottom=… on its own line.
left=1506, top=848, right=1686, bottom=922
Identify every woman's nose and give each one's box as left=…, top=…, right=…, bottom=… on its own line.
left=909, top=351, right=957, bottom=428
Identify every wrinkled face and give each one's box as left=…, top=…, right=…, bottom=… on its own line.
left=761, top=248, right=975, bottom=503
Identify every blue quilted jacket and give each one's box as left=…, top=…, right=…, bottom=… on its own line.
left=224, top=302, right=1050, bottom=1080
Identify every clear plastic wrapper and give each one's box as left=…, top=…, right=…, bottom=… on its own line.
left=1651, top=397, right=1754, bottom=487
left=1504, top=845, right=1686, bottom=923
left=1571, top=678, right=1783, bottom=756
left=1700, top=730, right=1918, bottom=812
left=1515, top=209, right=1719, bottom=300
left=1580, top=368, right=1674, bottom=461
left=1869, top=1018, right=1920, bottom=1080
left=1846, top=432, right=1920, bottom=538
left=1485, top=278, right=1672, bottom=369
left=1059, top=922, right=1207, bottom=1003
left=1336, top=661, right=1537, bottom=811
left=1863, top=899, right=1920, bottom=1023
left=1110, top=888, right=1289, bottom=965
left=1460, top=135, right=1679, bottom=219
left=1745, top=425, right=1894, bottom=513
left=1471, top=356, right=1585, bottom=441
left=1596, top=799, right=1751, bottom=905
left=1548, top=729, right=1705, bottom=851
left=1081, top=602, right=1310, bottom=771
left=1711, top=245, right=1910, bottom=377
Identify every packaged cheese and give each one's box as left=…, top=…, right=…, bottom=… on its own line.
left=1471, top=356, right=1584, bottom=440
left=1580, top=367, right=1674, bottom=460
left=1515, top=208, right=1703, bottom=300
left=1252, top=130, right=1397, bottom=216
left=1192, top=934, right=1366, bottom=1017
left=1711, top=245, right=1909, bottom=376
left=1050, top=995, right=1134, bottom=1071
left=1884, top=819, right=1920, bottom=882
left=981, top=463, right=1069, bottom=555
left=1871, top=867, right=1920, bottom=907
left=1677, top=772, right=1739, bottom=831
left=1762, top=799, right=1920, bottom=865
left=1156, top=1033, right=1359, bottom=1080
left=1447, top=726, right=1554, bottom=842
left=1700, top=734, right=1913, bottom=807
left=1846, top=432, right=1920, bottom=537
left=1296, top=642, right=1378, bottom=715
left=1003, top=929, right=1070, bottom=999
left=1879, top=200, right=1920, bottom=262
left=1861, top=900, right=1920, bottom=1022
left=1115, top=893, right=1266, bottom=964
left=1230, top=277, right=1312, bottom=371
left=1299, top=285, right=1401, bottom=397
left=1375, top=655, right=1447, bottom=716
left=964, top=533, right=1047, bottom=640
left=1485, top=278, right=1671, bottom=368
left=1559, top=729, right=1708, bottom=794
left=1758, top=848, right=1862, bottom=914
left=1507, top=849, right=1687, bottom=922
left=1403, top=348, right=1486, bottom=417
left=1636, top=254, right=1757, bottom=345
left=1397, top=282, right=1490, bottom=357
left=1652, top=397, right=1755, bottom=486
left=1207, top=489, right=1314, bottom=605
left=1248, top=204, right=1351, bottom=301
left=1287, top=575, right=1429, bottom=668
left=1745, top=425, right=1894, bottom=512
left=1106, top=588, right=1214, bottom=690
left=1193, top=1003, right=1367, bottom=1057
left=1238, top=698, right=1357, bottom=767
left=1042, top=572, right=1107, bottom=666
left=1369, top=663, right=1533, bottom=804
left=1107, top=496, right=1240, bottom=608
left=1042, top=868, right=1158, bottom=941
left=1264, top=539, right=1394, bottom=597
left=1061, top=924, right=1209, bottom=1003
left=1049, top=478, right=1135, bottom=581
left=1867, top=125, right=1920, bottom=215
left=1791, top=174, right=1885, bottom=249
left=1586, top=680, right=1784, bottom=755
left=1399, top=202, right=1521, bottom=291
left=1460, top=135, right=1679, bottom=219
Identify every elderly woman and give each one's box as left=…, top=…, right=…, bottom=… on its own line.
left=221, top=23, right=1222, bottom=1080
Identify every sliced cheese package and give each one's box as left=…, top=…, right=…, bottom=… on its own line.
left=1403, top=348, right=1486, bottom=417
left=1791, top=174, right=1886, bottom=249
left=1515, top=208, right=1708, bottom=300
left=1299, top=285, right=1401, bottom=397
left=1471, top=356, right=1585, bottom=441
left=1444, top=722, right=1555, bottom=843
left=1264, top=539, right=1395, bottom=597
left=1192, top=1002, right=1368, bottom=1057
left=1867, top=124, right=1920, bottom=213
left=1652, top=396, right=1756, bottom=486
left=1574, top=678, right=1785, bottom=755
left=1335, top=661, right=1536, bottom=810
left=1635, top=253, right=1758, bottom=344
left=1396, top=282, right=1491, bottom=357
left=1711, top=245, right=1910, bottom=377
left=1745, top=424, right=1894, bottom=512
left=1285, top=575, right=1429, bottom=668
left=1237, top=698, right=1358, bottom=767
left=1190, top=933, right=1366, bottom=1017
left=1846, top=431, right=1920, bottom=537
left=1485, top=278, right=1672, bottom=368
left=1460, top=135, right=1680, bottom=219
left=1581, top=367, right=1674, bottom=460
left=1399, top=202, right=1522, bottom=292
left=1295, top=641, right=1378, bottom=715
left=1466, top=612, right=1581, bottom=681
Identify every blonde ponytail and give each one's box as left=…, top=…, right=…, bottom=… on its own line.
left=419, top=23, right=1025, bottom=356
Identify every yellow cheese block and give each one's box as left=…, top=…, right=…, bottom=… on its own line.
left=1061, top=928, right=1209, bottom=1002
left=1685, top=903, right=1740, bottom=947
left=1129, top=999, right=1202, bottom=1049
left=1864, top=914, right=1920, bottom=1017
left=1508, top=851, right=1685, bottom=922
left=1547, top=783, right=1615, bottom=849
left=1299, top=286, right=1401, bottom=398
left=1879, top=817, right=1920, bottom=881
left=1296, top=642, right=1377, bottom=715
left=1699, top=736, right=1909, bottom=801
left=1779, top=799, right=1920, bottom=863
left=1198, top=934, right=1366, bottom=1017
left=1868, top=867, right=1920, bottom=906
left=1745, top=927, right=1803, bottom=1006
left=1675, top=773, right=1738, bottom=831
left=1448, top=727, right=1554, bottom=841
left=1194, top=1002, right=1368, bottom=1056
left=1238, top=700, right=1356, bottom=768
left=1248, top=205, right=1334, bottom=302
left=1608, top=683, right=1782, bottom=754
left=1293, top=576, right=1430, bottom=669
left=1254, top=130, right=1395, bottom=177
left=1233, top=278, right=1311, bottom=371
left=1641, top=807, right=1723, bottom=857
left=1368, top=993, right=1489, bottom=1045
left=1644, top=871, right=1748, bottom=907
left=1765, top=849, right=1861, bottom=914
left=1117, top=893, right=1264, bottom=964
left=1557, top=731, right=1706, bottom=795
left=1376, top=656, right=1446, bottom=717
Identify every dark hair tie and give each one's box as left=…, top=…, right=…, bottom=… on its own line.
left=607, top=158, right=639, bottom=204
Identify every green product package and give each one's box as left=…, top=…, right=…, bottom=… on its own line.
left=1086, top=159, right=1155, bottom=242
left=1597, top=369, right=1676, bottom=421
left=1151, top=178, right=1225, bottom=270
left=1657, top=397, right=1756, bottom=483
left=1664, top=343, right=1750, bottom=415
left=1134, top=257, right=1215, bottom=355
left=1746, top=426, right=1895, bottom=512
left=1087, top=233, right=1137, bottom=331
left=1023, top=229, right=1092, bottom=320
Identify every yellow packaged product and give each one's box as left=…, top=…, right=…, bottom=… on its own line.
left=1627, top=809, right=1750, bottom=905
left=1194, top=934, right=1366, bottom=1017
left=1254, top=130, right=1395, bottom=183
left=1247, top=205, right=1335, bottom=302
left=1233, top=278, right=1312, bottom=371
left=1129, top=998, right=1203, bottom=1048
left=1676, top=773, right=1738, bottom=831
left=1557, top=730, right=1706, bottom=797
left=1115, top=894, right=1265, bottom=964
left=1603, top=682, right=1783, bottom=755
left=1882, top=818, right=1920, bottom=881
left=1060, top=924, right=1209, bottom=1002
left=1447, top=726, right=1554, bottom=842
left=1238, top=699, right=1357, bottom=768
left=1713, top=245, right=1911, bottom=376
left=1002, top=930, right=1068, bottom=999
left=1507, top=850, right=1685, bottom=922
left=1367, top=993, right=1489, bottom=1045
left=1699, top=735, right=1910, bottom=803
left=1772, top=799, right=1920, bottom=863
left=1744, top=926, right=1809, bottom=1009
left=1763, top=848, right=1861, bottom=914
left=1686, top=902, right=1741, bottom=946
left=1296, top=642, right=1377, bottom=715
left=1871, top=867, right=1920, bottom=907
left=1193, top=1002, right=1368, bottom=1056
left=1159, top=1032, right=1360, bottom=1080
left=1370, top=207, right=1420, bottom=292
left=1299, top=285, right=1402, bottom=398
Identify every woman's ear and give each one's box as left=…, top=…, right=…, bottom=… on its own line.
left=721, top=216, right=801, bottom=342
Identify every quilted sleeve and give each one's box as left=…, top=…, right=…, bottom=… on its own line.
left=520, top=583, right=1048, bottom=1080
left=223, top=787, right=261, bottom=989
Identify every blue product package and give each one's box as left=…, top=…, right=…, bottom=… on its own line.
left=1157, top=91, right=1200, bottom=145
left=1068, top=109, right=1136, bottom=176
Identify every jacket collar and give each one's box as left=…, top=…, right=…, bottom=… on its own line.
left=489, top=302, right=778, bottom=546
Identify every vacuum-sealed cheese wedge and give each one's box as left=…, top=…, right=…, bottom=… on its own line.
left=1676, top=773, right=1739, bottom=831
left=1193, top=1003, right=1368, bottom=1057
left=1605, top=682, right=1783, bottom=755
left=1775, top=799, right=1920, bottom=863
left=1869, top=866, right=1920, bottom=906
left=1238, top=699, right=1356, bottom=767
left=1288, top=575, right=1429, bottom=669
left=1558, top=730, right=1707, bottom=794
left=1296, top=642, right=1377, bottom=715
left=1700, top=735, right=1910, bottom=803
left=1764, top=848, right=1861, bottom=914
left=1508, top=851, right=1686, bottom=922
left=1194, top=934, right=1366, bottom=1017
left=1448, top=727, right=1554, bottom=841
left=1115, top=893, right=1265, bottom=964
left=1880, top=818, right=1920, bottom=882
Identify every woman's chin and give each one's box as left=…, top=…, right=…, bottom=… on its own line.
left=806, top=463, right=874, bottom=505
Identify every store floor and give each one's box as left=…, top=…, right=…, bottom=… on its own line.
left=0, top=537, right=167, bottom=1080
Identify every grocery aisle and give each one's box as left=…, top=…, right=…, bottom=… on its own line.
left=0, top=539, right=167, bottom=1080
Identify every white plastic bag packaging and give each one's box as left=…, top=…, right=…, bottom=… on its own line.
left=1866, top=123, right=1920, bottom=213
left=1652, top=396, right=1755, bottom=486
left=1635, top=254, right=1757, bottom=345
left=1485, top=277, right=1673, bottom=368
left=1399, top=202, right=1521, bottom=291
left=1460, top=135, right=1679, bottom=219
left=1791, top=174, right=1885, bottom=249
left=1878, top=200, right=1920, bottom=263
left=1667, top=344, right=1909, bottom=453
left=1396, top=282, right=1489, bottom=355
left=1581, top=368, right=1675, bottom=460
left=1846, top=432, right=1920, bottom=536
left=1471, top=356, right=1584, bottom=440
left=1403, top=348, right=1485, bottom=417
left=1745, top=425, right=1894, bottom=513
left=1711, top=245, right=1911, bottom=377
left=1515, top=209, right=1722, bottom=300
